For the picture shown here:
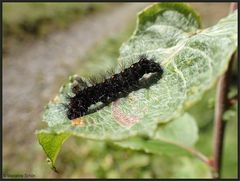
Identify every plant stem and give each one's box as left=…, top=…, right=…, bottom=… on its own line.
left=159, top=137, right=210, bottom=167
left=212, top=3, right=237, bottom=178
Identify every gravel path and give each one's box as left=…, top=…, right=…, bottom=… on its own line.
left=3, top=3, right=148, bottom=171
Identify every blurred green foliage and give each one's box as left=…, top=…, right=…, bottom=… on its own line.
left=3, top=3, right=111, bottom=52
left=3, top=3, right=109, bottom=37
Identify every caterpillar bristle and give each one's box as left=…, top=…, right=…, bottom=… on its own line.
left=66, top=54, right=163, bottom=120
left=88, top=77, right=98, bottom=85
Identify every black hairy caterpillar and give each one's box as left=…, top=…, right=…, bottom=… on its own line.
left=66, top=55, right=163, bottom=120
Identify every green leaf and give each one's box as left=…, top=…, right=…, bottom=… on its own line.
left=115, top=113, right=198, bottom=156
left=37, top=3, right=237, bottom=167
left=134, top=2, right=201, bottom=35
left=36, top=131, right=70, bottom=171
left=115, top=137, right=191, bottom=156
left=154, top=113, right=198, bottom=147
left=39, top=4, right=237, bottom=139
left=187, top=87, right=216, bottom=128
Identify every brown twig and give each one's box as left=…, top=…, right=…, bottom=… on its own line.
left=212, top=3, right=237, bottom=178
left=157, top=137, right=211, bottom=167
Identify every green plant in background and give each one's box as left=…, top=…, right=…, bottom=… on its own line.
left=3, top=3, right=108, bottom=37
left=2, top=3, right=110, bottom=53
left=36, top=3, right=237, bottom=178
